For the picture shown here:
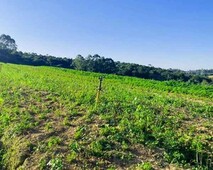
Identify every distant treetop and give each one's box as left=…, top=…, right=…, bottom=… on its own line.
left=0, top=34, right=17, bottom=51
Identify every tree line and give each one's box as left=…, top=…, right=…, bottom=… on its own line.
left=187, top=69, right=213, bottom=76
left=0, top=34, right=212, bottom=84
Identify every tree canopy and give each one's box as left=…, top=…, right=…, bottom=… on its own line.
left=0, top=34, right=17, bottom=51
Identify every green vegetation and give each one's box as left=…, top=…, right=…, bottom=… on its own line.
left=0, top=63, right=212, bottom=169
left=0, top=34, right=17, bottom=51
left=188, top=69, right=213, bottom=77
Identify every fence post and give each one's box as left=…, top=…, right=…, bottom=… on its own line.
left=95, top=76, right=103, bottom=105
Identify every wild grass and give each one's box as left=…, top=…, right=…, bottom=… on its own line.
left=0, top=63, right=212, bottom=169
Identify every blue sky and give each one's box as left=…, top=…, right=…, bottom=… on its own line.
left=0, top=0, right=213, bottom=70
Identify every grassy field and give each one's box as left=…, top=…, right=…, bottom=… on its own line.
left=0, top=63, right=212, bottom=170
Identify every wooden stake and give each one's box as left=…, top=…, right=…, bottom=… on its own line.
left=95, top=76, right=103, bottom=105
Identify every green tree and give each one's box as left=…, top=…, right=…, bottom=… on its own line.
left=0, top=34, right=17, bottom=51
left=72, top=55, right=87, bottom=70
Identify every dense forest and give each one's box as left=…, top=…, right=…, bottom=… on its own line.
left=0, top=34, right=212, bottom=84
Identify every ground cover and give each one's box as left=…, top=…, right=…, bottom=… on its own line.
left=0, top=63, right=212, bottom=169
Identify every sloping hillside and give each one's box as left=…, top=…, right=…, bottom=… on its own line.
left=0, top=63, right=212, bottom=170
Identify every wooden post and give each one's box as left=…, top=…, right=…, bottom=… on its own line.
left=95, top=76, right=103, bottom=105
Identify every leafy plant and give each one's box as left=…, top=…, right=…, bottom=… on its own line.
left=47, top=157, right=63, bottom=170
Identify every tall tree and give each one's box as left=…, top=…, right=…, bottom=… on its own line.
left=0, top=34, right=17, bottom=51
left=72, top=55, right=87, bottom=70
